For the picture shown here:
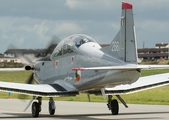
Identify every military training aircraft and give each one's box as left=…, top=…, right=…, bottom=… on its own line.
left=0, top=1, right=169, bottom=117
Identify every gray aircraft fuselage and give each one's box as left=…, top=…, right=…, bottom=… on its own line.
left=33, top=34, right=140, bottom=91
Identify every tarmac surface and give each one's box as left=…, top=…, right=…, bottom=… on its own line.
left=0, top=99, right=169, bottom=120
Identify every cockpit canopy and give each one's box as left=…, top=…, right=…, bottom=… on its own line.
left=50, top=34, right=97, bottom=59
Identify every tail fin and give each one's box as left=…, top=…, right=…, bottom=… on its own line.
left=103, top=2, right=138, bottom=63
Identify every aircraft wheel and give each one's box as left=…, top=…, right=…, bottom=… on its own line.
left=111, top=99, right=119, bottom=115
left=32, top=102, right=40, bottom=117
left=49, top=102, right=55, bottom=115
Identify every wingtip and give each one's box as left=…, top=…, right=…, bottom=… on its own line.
left=122, top=1, right=132, bottom=9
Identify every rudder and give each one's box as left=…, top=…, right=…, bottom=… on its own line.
left=103, top=2, right=138, bottom=64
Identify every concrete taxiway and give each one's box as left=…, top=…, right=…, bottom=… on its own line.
left=0, top=99, right=169, bottom=120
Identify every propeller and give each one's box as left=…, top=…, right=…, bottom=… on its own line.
left=22, top=35, right=61, bottom=111
left=23, top=96, right=35, bottom=112
left=7, top=35, right=61, bottom=111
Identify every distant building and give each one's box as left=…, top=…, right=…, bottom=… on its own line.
left=155, top=43, right=169, bottom=48
left=138, top=43, right=169, bottom=61
left=0, top=54, right=21, bottom=63
left=4, top=49, right=47, bottom=58
left=3, top=49, right=48, bottom=63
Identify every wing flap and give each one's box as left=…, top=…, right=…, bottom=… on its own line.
left=87, top=73, right=169, bottom=95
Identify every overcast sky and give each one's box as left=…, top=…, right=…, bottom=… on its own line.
left=0, top=0, right=169, bottom=53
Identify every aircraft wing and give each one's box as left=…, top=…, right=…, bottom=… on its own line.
left=87, top=73, right=169, bottom=95
left=0, top=72, right=169, bottom=97
left=0, top=81, right=78, bottom=97
left=72, top=65, right=169, bottom=71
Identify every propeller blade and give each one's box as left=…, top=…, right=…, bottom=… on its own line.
left=27, top=73, right=34, bottom=84
left=7, top=43, right=34, bottom=65
left=18, top=73, right=34, bottom=100
left=23, top=96, right=35, bottom=112
left=17, top=54, right=33, bottom=65
left=44, top=35, right=61, bottom=56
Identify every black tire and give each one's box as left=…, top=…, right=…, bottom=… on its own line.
left=32, top=102, right=40, bottom=117
left=49, top=103, right=55, bottom=115
left=111, top=99, right=119, bottom=115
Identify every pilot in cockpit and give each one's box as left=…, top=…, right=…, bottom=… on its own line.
left=80, top=38, right=88, bottom=45
left=75, top=38, right=89, bottom=48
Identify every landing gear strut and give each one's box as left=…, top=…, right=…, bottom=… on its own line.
left=49, top=97, right=56, bottom=115
left=107, top=95, right=119, bottom=115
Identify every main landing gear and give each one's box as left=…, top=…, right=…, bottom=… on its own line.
left=107, top=95, right=128, bottom=115
left=49, top=97, right=56, bottom=115
left=31, top=97, right=56, bottom=117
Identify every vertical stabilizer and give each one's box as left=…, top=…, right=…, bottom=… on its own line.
left=105, top=2, right=138, bottom=63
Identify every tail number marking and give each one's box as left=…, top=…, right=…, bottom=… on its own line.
left=111, top=41, right=119, bottom=51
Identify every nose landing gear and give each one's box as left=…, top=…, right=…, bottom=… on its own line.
left=32, top=97, right=41, bottom=117
left=31, top=97, right=56, bottom=117
left=49, top=97, right=56, bottom=115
